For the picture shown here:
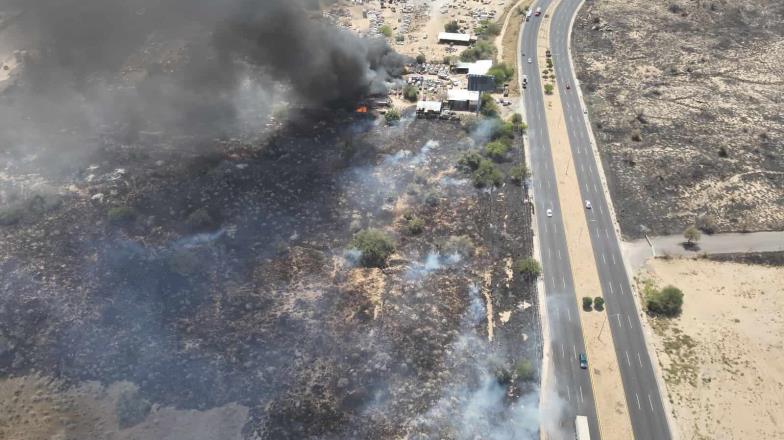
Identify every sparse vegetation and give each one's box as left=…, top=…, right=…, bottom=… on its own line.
left=403, top=213, right=425, bottom=235
left=514, top=359, right=536, bottom=381
left=476, top=20, right=501, bottom=38
left=444, top=20, right=460, bottom=33
left=582, top=296, right=593, bottom=311
left=0, top=205, right=24, bottom=226
left=696, top=215, right=717, bottom=234
left=514, top=257, right=542, bottom=280
left=484, top=140, right=511, bottom=162
left=508, top=164, right=530, bottom=185
left=385, top=107, right=401, bottom=125
left=403, top=84, right=419, bottom=102
left=415, top=54, right=426, bottom=65
left=116, top=389, right=152, bottom=429
left=380, top=24, right=393, bottom=38
left=544, top=84, right=554, bottom=95
left=351, top=229, right=396, bottom=268
left=107, top=206, right=138, bottom=225
left=458, top=151, right=484, bottom=172
left=646, top=284, right=684, bottom=317
left=186, top=207, right=216, bottom=231
left=480, top=93, right=498, bottom=117
left=683, top=225, right=701, bottom=244
left=594, top=296, right=605, bottom=311
left=441, top=235, right=475, bottom=258
left=510, top=113, right=526, bottom=132
left=472, top=159, right=504, bottom=188
left=460, top=40, right=495, bottom=62
left=487, top=62, right=514, bottom=85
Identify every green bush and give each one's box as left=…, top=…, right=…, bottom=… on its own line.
left=544, top=84, right=554, bottom=95
left=511, top=113, right=523, bottom=126
left=444, top=20, right=460, bottom=33
left=351, top=229, right=396, bottom=268
left=514, top=359, right=536, bottom=382
left=582, top=296, right=593, bottom=311
left=484, top=140, right=511, bottom=162
left=441, top=235, right=475, bottom=257
left=460, top=40, right=496, bottom=62
left=405, top=215, right=425, bottom=235
left=472, top=159, right=504, bottom=188
left=107, top=206, right=138, bottom=225
left=683, top=225, right=701, bottom=244
left=647, top=285, right=684, bottom=317
left=696, top=215, right=717, bottom=234
left=415, top=54, right=426, bottom=64
left=487, top=63, right=514, bottom=85
left=480, top=93, right=498, bottom=117
left=594, top=296, right=605, bottom=311
left=380, top=25, right=393, bottom=37
left=508, top=165, right=530, bottom=184
left=514, top=257, right=542, bottom=279
left=476, top=20, right=501, bottom=37
left=385, top=107, right=401, bottom=125
left=458, top=151, right=484, bottom=172
left=116, top=389, right=151, bottom=429
left=403, top=84, right=419, bottom=102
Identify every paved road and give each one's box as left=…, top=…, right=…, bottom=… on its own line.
left=519, top=3, right=601, bottom=438
left=547, top=0, right=673, bottom=438
left=625, top=231, right=784, bottom=270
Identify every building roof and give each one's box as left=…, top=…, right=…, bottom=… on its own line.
left=416, top=101, right=443, bottom=112
left=438, top=32, right=473, bottom=43
left=447, top=89, right=480, bottom=102
left=468, top=59, right=493, bottom=75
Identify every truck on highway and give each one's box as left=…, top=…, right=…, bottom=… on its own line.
left=525, top=10, right=532, bottom=21
left=535, top=6, right=542, bottom=16
left=575, top=415, right=590, bottom=440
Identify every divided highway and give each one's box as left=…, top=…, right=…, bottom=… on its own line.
left=519, top=1, right=601, bottom=438
left=521, top=0, right=673, bottom=438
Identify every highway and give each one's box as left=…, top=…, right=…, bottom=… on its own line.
left=519, top=1, right=601, bottom=438
left=521, top=0, right=674, bottom=438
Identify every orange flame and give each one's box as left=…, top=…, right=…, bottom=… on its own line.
left=355, top=105, right=368, bottom=113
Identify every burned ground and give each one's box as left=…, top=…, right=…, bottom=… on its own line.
left=572, top=0, right=784, bottom=238
left=0, top=111, right=539, bottom=438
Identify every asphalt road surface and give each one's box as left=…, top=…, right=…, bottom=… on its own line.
left=540, top=0, right=673, bottom=438
left=519, top=2, right=601, bottom=438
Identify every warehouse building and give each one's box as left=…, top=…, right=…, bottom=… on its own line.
left=437, top=32, right=476, bottom=45
left=447, top=89, right=480, bottom=112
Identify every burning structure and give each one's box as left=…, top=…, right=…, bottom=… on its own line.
left=0, top=1, right=541, bottom=439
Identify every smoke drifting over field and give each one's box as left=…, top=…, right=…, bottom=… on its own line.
left=0, top=0, right=405, bottom=167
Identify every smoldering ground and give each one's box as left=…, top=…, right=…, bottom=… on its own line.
left=0, top=0, right=405, bottom=175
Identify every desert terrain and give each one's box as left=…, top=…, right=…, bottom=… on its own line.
left=638, top=256, right=784, bottom=439
left=572, top=0, right=784, bottom=238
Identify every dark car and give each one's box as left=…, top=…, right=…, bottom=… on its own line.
left=579, top=353, right=588, bottom=369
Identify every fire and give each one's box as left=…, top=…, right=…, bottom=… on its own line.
left=355, top=105, right=368, bottom=113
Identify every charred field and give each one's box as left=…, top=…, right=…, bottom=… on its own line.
left=0, top=110, right=540, bottom=439
left=572, top=0, right=784, bottom=238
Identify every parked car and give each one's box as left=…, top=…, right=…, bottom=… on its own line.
left=579, top=353, right=588, bottom=369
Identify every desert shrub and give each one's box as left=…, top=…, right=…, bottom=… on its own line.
left=514, top=257, right=542, bottom=279
left=514, top=359, right=536, bottom=381
left=186, top=207, right=216, bottom=231
left=165, top=249, right=202, bottom=276
left=488, top=118, right=515, bottom=142
left=107, top=206, right=138, bottom=225
left=403, top=84, right=419, bottom=102
left=472, top=159, right=504, bottom=188
left=416, top=54, right=426, bottom=64
left=511, top=112, right=523, bottom=126
left=582, top=296, right=593, bottom=311
left=385, top=107, right=401, bottom=125
left=718, top=146, right=728, bottom=158
left=631, top=128, right=643, bottom=142
left=544, top=84, right=554, bottom=95
left=476, top=20, right=501, bottom=37
left=458, top=151, right=484, bottom=172
left=351, top=229, right=396, bottom=268
left=441, top=235, right=475, bottom=257
left=594, top=296, right=605, bottom=311
left=0, top=205, right=24, bottom=226
left=395, top=34, right=405, bottom=42
left=444, top=20, right=460, bottom=32
left=696, top=215, right=717, bottom=234
left=443, top=55, right=457, bottom=66
left=405, top=215, right=425, bottom=235
left=380, top=24, right=393, bottom=37
left=116, top=389, right=151, bottom=429
left=484, top=140, right=511, bottom=162
left=494, top=367, right=513, bottom=385
left=508, top=165, right=530, bottom=184
left=480, top=93, right=498, bottom=117
left=460, top=40, right=495, bottom=62
left=647, top=285, right=684, bottom=317
left=683, top=225, right=701, bottom=243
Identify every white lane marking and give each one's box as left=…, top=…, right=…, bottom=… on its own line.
left=593, top=183, right=598, bottom=192
left=561, top=344, right=565, bottom=358
left=648, top=394, right=655, bottom=412
left=620, top=282, right=626, bottom=295
left=612, top=253, right=617, bottom=265
left=616, top=314, right=622, bottom=327
left=567, top=308, right=572, bottom=322
left=637, top=351, right=643, bottom=368
left=608, top=282, right=614, bottom=295
left=625, top=351, right=631, bottom=367
left=605, top=229, right=610, bottom=239
left=544, top=222, right=549, bottom=233
left=548, top=248, right=552, bottom=259
left=550, top=276, right=556, bottom=287
left=635, top=392, right=642, bottom=410
left=598, top=204, right=604, bottom=215
left=562, top=275, right=566, bottom=289
left=579, top=385, right=585, bottom=403
left=602, top=254, right=607, bottom=264
left=583, top=182, right=589, bottom=192
left=567, top=385, right=572, bottom=402
left=557, top=249, right=562, bottom=260
left=572, top=345, right=577, bottom=359
left=628, top=315, right=634, bottom=329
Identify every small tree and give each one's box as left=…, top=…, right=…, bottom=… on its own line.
left=405, top=216, right=425, bottom=235
left=458, top=151, right=484, bottom=172
left=472, top=159, right=504, bottom=188
left=508, top=164, right=530, bottom=185
left=511, top=113, right=523, bottom=126
left=444, top=20, right=460, bottom=33
left=514, top=359, right=536, bottom=382
left=484, top=140, right=511, bottom=162
left=544, top=84, right=554, bottom=95
left=683, top=225, right=701, bottom=244
left=415, top=54, right=427, bottom=65
left=351, top=229, right=396, bottom=268
left=380, top=25, right=393, bottom=38
left=582, top=296, right=593, bottom=311
left=594, top=296, right=605, bottom=311
left=514, top=257, right=542, bottom=280
left=647, top=285, right=684, bottom=317
left=385, top=107, right=401, bottom=125
left=488, top=63, right=514, bottom=84
left=696, top=214, right=717, bottom=234
left=480, top=93, right=498, bottom=117
left=403, top=84, right=419, bottom=102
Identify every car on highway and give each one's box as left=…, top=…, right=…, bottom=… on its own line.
left=585, top=200, right=591, bottom=209
left=566, top=83, right=571, bottom=90
left=527, top=57, right=532, bottom=64
left=546, top=208, right=553, bottom=217
left=579, top=353, right=588, bottom=369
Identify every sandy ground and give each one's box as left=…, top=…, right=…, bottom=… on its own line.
left=536, top=3, right=634, bottom=439
left=637, top=258, right=784, bottom=440
left=0, top=376, right=248, bottom=440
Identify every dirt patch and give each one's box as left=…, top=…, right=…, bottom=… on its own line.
left=638, top=258, right=784, bottom=439
left=572, top=0, right=784, bottom=238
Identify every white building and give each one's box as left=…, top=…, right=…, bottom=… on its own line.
left=447, top=89, right=480, bottom=112
left=437, top=32, right=476, bottom=45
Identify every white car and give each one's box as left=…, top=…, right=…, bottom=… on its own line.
left=528, top=57, right=533, bottom=64
left=546, top=208, right=553, bottom=217
left=585, top=200, right=592, bottom=209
